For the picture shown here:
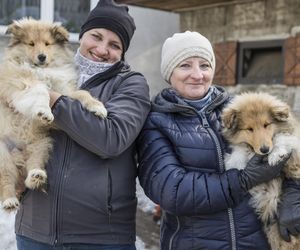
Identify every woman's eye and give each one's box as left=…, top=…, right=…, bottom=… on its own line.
left=111, top=43, right=121, bottom=50
left=29, top=41, right=34, bottom=46
left=200, top=64, right=210, bottom=70
left=45, top=42, right=50, bottom=46
left=247, top=128, right=253, bottom=132
left=179, top=63, right=190, bottom=68
left=264, top=123, right=270, bottom=128
left=92, top=34, right=101, bottom=40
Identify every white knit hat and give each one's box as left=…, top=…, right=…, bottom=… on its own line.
left=161, top=31, right=215, bottom=83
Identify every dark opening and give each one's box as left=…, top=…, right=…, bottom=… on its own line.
left=237, top=40, right=284, bottom=84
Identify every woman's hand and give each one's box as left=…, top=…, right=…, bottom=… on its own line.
left=239, top=153, right=290, bottom=191
left=278, top=179, right=300, bottom=242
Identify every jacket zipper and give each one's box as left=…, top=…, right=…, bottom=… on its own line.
left=169, top=216, right=180, bottom=250
left=52, top=136, right=71, bottom=245
left=107, top=169, right=112, bottom=221
left=199, top=111, right=237, bottom=250
left=228, top=208, right=236, bottom=250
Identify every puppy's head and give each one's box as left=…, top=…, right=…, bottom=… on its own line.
left=6, top=17, right=70, bottom=67
left=222, top=92, right=290, bottom=155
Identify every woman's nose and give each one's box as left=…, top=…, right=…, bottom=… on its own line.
left=96, top=44, right=109, bottom=55
left=190, top=67, right=203, bottom=79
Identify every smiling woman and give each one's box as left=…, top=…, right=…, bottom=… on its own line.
left=169, top=57, right=213, bottom=100
left=79, top=28, right=123, bottom=63
left=160, top=31, right=215, bottom=100
left=14, top=1, right=151, bottom=250
left=136, top=30, right=290, bottom=250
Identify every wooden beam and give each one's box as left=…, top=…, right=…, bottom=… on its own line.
left=116, top=0, right=234, bottom=12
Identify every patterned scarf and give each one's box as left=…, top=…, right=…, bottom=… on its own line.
left=184, top=86, right=215, bottom=111
left=74, top=48, right=114, bottom=88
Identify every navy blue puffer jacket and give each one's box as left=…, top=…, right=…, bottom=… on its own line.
left=137, top=87, right=270, bottom=250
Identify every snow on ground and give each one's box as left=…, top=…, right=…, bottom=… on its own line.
left=0, top=181, right=157, bottom=250
left=0, top=205, right=17, bottom=250
left=136, top=179, right=156, bottom=214
left=136, top=236, right=147, bottom=249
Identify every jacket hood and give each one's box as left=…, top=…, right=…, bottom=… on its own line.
left=151, top=85, right=229, bottom=115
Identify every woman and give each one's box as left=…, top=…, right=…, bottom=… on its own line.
left=15, top=0, right=150, bottom=249
left=137, top=31, right=291, bottom=249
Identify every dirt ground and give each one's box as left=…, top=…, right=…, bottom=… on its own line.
left=136, top=208, right=160, bottom=250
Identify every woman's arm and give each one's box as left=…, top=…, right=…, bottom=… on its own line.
left=51, top=74, right=150, bottom=158
left=137, top=114, right=245, bottom=216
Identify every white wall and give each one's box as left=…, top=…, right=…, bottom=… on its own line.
left=126, top=6, right=179, bottom=97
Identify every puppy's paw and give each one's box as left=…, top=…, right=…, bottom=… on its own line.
left=33, top=107, right=54, bottom=124
left=268, top=147, right=291, bottom=166
left=25, top=169, right=47, bottom=190
left=2, top=197, right=19, bottom=211
left=86, top=101, right=107, bottom=118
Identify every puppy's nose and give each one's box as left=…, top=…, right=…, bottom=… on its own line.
left=260, top=145, right=270, bottom=154
left=38, top=54, right=46, bottom=63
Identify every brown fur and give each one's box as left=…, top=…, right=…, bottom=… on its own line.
left=0, top=18, right=107, bottom=211
left=222, top=92, right=300, bottom=250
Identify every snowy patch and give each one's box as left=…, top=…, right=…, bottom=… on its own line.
left=136, top=179, right=156, bottom=214
left=0, top=204, right=17, bottom=250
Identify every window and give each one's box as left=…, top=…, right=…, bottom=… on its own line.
left=237, top=40, right=284, bottom=84
left=0, top=0, right=40, bottom=25
left=0, top=0, right=97, bottom=41
left=54, top=0, right=90, bottom=33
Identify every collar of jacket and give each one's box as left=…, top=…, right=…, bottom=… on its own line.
left=151, top=85, right=229, bottom=116
left=80, top=61, right=130, bottom=90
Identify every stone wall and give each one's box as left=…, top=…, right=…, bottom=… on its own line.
left=180, top=0, right=300, bottom=43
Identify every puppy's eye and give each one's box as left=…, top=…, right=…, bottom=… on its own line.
left=45, top=42, right=49, bottom=46
left=247, top=128, right=253, bottom=132
left=264, top=123, right=270, bottom=128
left=29, top=41, right=34, bottom=46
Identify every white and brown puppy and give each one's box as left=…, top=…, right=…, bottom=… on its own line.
left=222, top=92, right=300, bottom=250
left=0, top=18, right=107, bottom=211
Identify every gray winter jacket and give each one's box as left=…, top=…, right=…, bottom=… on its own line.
left=15, top=61, right=151, bottom=245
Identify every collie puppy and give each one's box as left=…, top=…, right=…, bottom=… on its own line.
left=222, top=92, right=300, bottom=250
left=0, top=18, right=107, bottom=211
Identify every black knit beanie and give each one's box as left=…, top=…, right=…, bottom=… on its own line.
left=79, top=0, right=136, bottom=54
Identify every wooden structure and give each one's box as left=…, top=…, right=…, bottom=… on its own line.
left=115, top=0, right=232, bottom=12
left=284, top=37, right=300, bottom=85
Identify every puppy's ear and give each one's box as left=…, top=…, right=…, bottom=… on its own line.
left=271, top=104, right=290, bottom=121
left=222, top=107, right=238, bottom=130
left=6, top=21, right=25, bottom=46
left=51, top=25, right=69, bottom=44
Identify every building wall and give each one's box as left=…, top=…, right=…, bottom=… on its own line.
left=0, top=36, right=8, bottom=58
left=181, top=0, right=300, bottom=43
left=126, top=6, right=179, bottom=97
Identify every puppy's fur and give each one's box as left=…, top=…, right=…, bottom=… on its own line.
left=222, top=92, right=300, bottom=250
left=0, top=18, right=107, bottom=211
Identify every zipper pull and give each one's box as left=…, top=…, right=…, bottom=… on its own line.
left=199, top=112, right=209, bottom=127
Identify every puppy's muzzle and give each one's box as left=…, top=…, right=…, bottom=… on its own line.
left=38, top=54, right=46, bottom=64
left=260, top=145, right=270, bottom=154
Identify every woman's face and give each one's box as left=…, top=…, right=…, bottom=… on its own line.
left=170, top=57, right=214, bottom=100
left=79, top=28, right=123, bottom=63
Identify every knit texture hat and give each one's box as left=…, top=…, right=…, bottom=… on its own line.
left=161, top=31, right=215, bottom=83
left=79, top=0, right=136, bottom=53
